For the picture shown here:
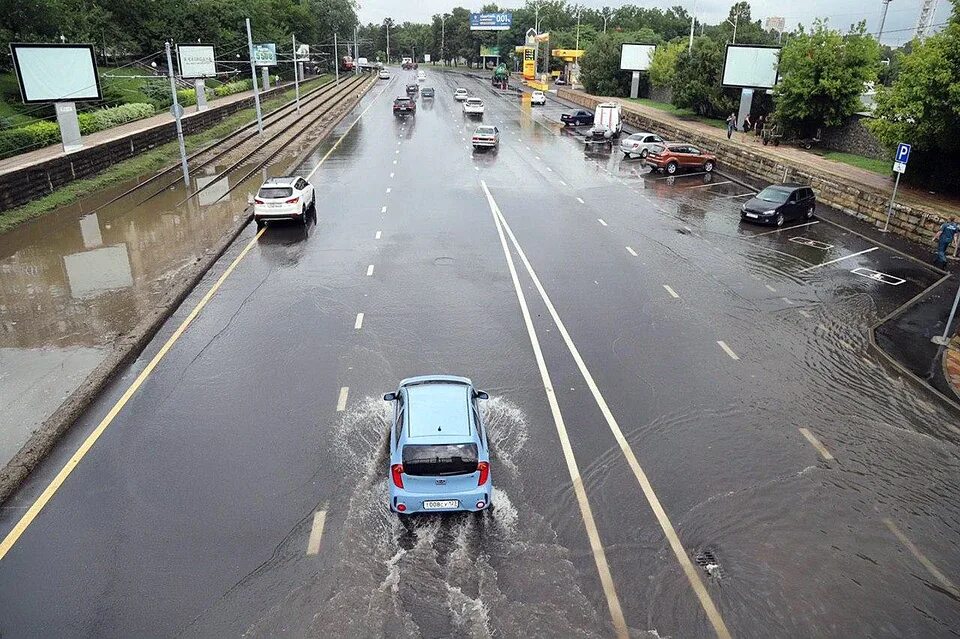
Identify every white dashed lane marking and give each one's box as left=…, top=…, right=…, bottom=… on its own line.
left=336, top=387, right=349, bottom=412
left=799, top=427, right=834, bottom=461
left=306, top=510, right=327, bottom=555
left=626, top=247, right=638, bottom=257
left=354, top=313, right=364, bottom=330
left=663, top=285, right=679, bottom=298
left=717, top=341, right=740, bottom=360
left=597, top=218, right=608, bottom=226
left=366, top=265, right=374, bottom=276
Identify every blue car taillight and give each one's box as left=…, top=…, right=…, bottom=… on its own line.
left=391, top=464, right=404, bottom=489
left=477, top=461, right=489, bottom=486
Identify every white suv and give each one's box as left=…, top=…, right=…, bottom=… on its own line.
left=253, top=176, right=315, bottom=228
left=463, top=98, right=484, bottom=116
left=454, top=88, right=469, bottom=101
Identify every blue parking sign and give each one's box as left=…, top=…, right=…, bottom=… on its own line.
left=895, top=142, right=911, bottom=164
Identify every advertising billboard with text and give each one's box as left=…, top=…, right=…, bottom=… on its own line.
left=177, top=44, right=216, bottom=78
left=722, top=44, right=781, bottom=89
left=470, top=12, right=512, bottom=30
left=10, top=43, right=102, bottom=103
left=253, top=43, right=277, bottom=66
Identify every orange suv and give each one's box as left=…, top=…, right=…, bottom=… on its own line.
left=645, top=142, right=716, bottom=175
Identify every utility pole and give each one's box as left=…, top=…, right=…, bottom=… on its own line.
left=354, top=25, right=359, bottom=74
left=165, top=41, right=189, bottom=187
left=441, top=16, right=446, bottom=65
left=575, top=10, right=581, bottom=50
left=877, top=0, right=893, bottom=42
left=245, top=18, right=264, bottom=135
left=334, top=32, right=340, bottom=85
left=386, top=20, right=390, bottom=64
left=689, top=1, right=697, bottom=53
left=292, top=33, right=300, bottom=113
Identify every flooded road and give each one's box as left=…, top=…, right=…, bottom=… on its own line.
left=1, top=69, right=959, bottom=639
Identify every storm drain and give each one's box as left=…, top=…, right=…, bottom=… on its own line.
left=694, top=547, right=723, bottom=580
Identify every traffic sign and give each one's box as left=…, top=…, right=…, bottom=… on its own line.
left=895, top=142, right=911, bottom=164
left=169, top=103, right=184, bottom=119
left=893, top=161, right=906, bottom=174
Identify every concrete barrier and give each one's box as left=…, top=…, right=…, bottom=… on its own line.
left=557, top=88, right=948, bottom=248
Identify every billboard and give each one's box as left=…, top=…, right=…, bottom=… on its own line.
left=253, top=43, right=277, bottom=66
left=480, top=46, right=500, bottom=57
left=177, top=44, right=216, bottom=78
left=10, top=43, right=102, bottom=103
left=722, top=44, right=781, bottom=89
left=620, top=43, right=656, bottom=71
left=470, top=12, right=513, bottom=30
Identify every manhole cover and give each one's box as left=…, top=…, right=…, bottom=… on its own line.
left=433, top=256, right=455, bottom=266
left=694, top=547, right=723, bottom=579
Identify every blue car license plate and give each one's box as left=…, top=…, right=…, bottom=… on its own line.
left=423, top=500, right=459, bottom=510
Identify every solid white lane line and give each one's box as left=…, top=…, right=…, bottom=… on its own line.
left=336, top=386, right=349, bottom=412
left=597, top=218, right=608, bottom=226
left=366, top=264, right=374, bottom=276
left=381, top=206, right=387, bottom=213
left=482, top=181, right=730, bottom=639
left=717, top=340, right=740, bottom=361
left=577, top=197, right=585, bottom=204
left=687, top=180, right=732, bottom=189
left=480, top=181, right=629, bottom=639
left=306, top=510, right=327, bottom=555
left=354, top=313, right=364, bottom=330
left=663, top=285, right=680, bottom=298
left=749, top=220, right=820, bottom=237
left=798, top=309, right=811, bottom=318
left=798, top=247, right=879, bottom=273
left=626, top=246, right=638, bottom=257
left=375, top=231, right=382, bottom=239
left=765, top=284, right=777, bottom=292
left=883, top=518, right=960, bottom=599
left=798, top=428, right=834, bottom=461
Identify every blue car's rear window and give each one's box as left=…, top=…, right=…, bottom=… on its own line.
left=402, top=443, right=478, bottom=476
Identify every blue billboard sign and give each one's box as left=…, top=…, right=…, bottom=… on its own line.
left=470, top=12, right=513, bottom=31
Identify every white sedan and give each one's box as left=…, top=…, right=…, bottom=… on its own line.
left=454, top=88, right=469, bottom=101
left=530, top=90, right=547, bottom=105
left=463, top=98, right=485, bottom=116
left=378, top=69, right=390, bottom=79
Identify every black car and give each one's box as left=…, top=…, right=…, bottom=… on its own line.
left=561, top=110, right=594, bottom=126
left=741, top=184, right=816, bottom=227
left=421, top=87, right=435, bottom=98
left=406, top=84, right=418, bottom=96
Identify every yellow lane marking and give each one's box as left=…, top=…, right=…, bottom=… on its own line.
left=883, top=518, right=960, bottom=599
left=306, top=510, right=327, bottom=555
left=798, top=428, right=834, bottom=461
left=483, top=180, right=732, bottom=639
left=0, top=81, right=388, bottom=562
left=481, top=180, right=629, bottom=639
left=0, top=226, right=267, bottom=561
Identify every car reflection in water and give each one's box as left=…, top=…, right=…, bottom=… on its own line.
left=255, top=215, right=315, bottom=267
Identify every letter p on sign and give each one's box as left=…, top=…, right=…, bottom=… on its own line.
left=895, top=143, right=911, bottom=164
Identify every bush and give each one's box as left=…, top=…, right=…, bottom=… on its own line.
left=140, top=81, right=173, bottom=109
left=76, top=103, right=155, bottom=135
left=0, top=121, right=62, bottom=159
left=213, top=79, right=253, bottom=97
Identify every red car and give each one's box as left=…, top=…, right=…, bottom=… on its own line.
left=645, top=142, right=716, bottom=175
left=393, top=97, right=416, bottom=117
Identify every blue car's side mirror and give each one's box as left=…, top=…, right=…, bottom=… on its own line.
left=475, top=391, right=489, bottom=400
left=383, top=392, right=397, bottom=402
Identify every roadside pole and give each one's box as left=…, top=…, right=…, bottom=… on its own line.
left=164, top=41, right=190, bottom=187
left=245, top=18, right=264, bottom=135
left=882, top=171, right=903, bottom=232
left=292, top=34, right=301, bottom=113
left=933, top=281, right=960, bottom=346
left=354, top=26, right=359, bottom=75
left=883, top=143, right=911, bottom=232
left=334, top=33, right=340, bottom=85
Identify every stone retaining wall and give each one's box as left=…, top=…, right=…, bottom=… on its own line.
left=558, top=88, right=946, bottom=246
left=0, top=82, right=295, bottom=213
left=822, top=114, right=886, bottom=161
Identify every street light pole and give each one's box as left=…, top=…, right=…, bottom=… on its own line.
left=689, top=2, right=697, bottom=53
left=441, top=16, right=446, bottom=65
left=726, top=11, right=741, bottom=44
left=292, top=33, right=300, bottom=113
left=878, top=0, right=894, bottom=43
left=576, top=10, right=581, bottom=50
left=385, top=20, right=390, bottom=64
left=334, top=32, right=340, bottom=85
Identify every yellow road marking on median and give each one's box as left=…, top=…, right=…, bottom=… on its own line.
left=883, top=518, right=960, bottom=599
left=0, top=226, right=267, bottom=560
left=483, top=180, right=731, bottom=639
left=1, top=83, right=389, bottom=561
left=798, top=428, right=834, bottom=461
left=306, top=510, right=327, bottom=555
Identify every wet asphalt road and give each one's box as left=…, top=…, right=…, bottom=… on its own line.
left=1, top=69, right=959, bottom=638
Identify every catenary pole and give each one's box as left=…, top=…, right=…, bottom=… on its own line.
left=245, top=18, right=264, bottom=134
left=165, top=41, right=190, bottom=187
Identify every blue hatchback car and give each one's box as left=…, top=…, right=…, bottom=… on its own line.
left=383, top=375, right=492, bottom=514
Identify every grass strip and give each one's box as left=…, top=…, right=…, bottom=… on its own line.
left=0, top=76, right=329, bottom=234
left=627, top=98, right=727, bottom=129
left=820, top=151, right=890, bottom=175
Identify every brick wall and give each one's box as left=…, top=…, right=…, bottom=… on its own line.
left=0, top=83, right=293, bottom=213
left=821, top=114, right=887, bottom=161
left=558, top=88, right=947, bottom=246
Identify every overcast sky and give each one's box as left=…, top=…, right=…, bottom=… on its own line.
left=356, top=0, right=952, bottom=46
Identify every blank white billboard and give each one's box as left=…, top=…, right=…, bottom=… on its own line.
left=10, top=43, right=102, bottom=103
left=178, top=44, right=217, bottom=78
left=722, top=45, right=781, bottom=89
left=620, top=43, right=656, bottom=71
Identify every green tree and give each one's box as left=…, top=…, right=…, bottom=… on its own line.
left=579, top=30, right=659, bottom=96
left=671, top=35, right=734, bottom=117
left=774, top=20, right=879, bottom=136
left=649, top=39, right=685, bottom=87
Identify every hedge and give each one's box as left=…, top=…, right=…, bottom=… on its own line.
left=0, top=121, right=61, bottom=159
left=77, top=103, right=155, bottom=135
left=213, top=79, right=253, bottom=97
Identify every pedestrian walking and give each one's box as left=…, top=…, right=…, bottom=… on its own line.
left=934, top=219, right=960, bottom=268
left=743, top=113, right=753, bottom=132
left=755, top=114, right=765, bottom=139
left=726, top=112, right=736, bottom=139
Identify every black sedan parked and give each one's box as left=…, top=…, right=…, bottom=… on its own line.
left=561, top=110, right=594, bottom=126
left=741, top=184, right=816, bottom=227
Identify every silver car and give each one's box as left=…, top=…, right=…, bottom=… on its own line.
left=620, top=132, right=665, bottom=159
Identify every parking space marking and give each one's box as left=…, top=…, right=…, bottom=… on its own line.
left=483, top=180, right=729, bottom=639
left=687, top=180, right=731, bottom=189
left=354, top=313, right=364, bottom=330
left=663, top=285, right=680, bottom=298
left=765, top=284, right=777, bottom=293
left=306, top=510, right=327, bottom=555
left=749, top=221, right=819, bottom=237
left=481, top=181, right=629, bottom=639
left=798, top=247, right=878, bottom=273
left=577, top=197, right=585, bottom=204
left=626, top=246, right=638, bottom=256
left=789, top=236, right=834, bottom=250
left=650, top=171, right=707, bottom=181
left=366, top=265, right=374, bottom=276
left=375, top=231, right=382, bottom=239
left=717, top=341, right=740, bottom=360
left=851, top=267, right=906, bottom=286
left=597, top=218, right=608, bottom=226
left=336, top=386, right=349, bottom=412
left=717, top=191, right=755, bottom=199
left=883, top=518, right=960, bottom=599
left=799, top=428, right=834, bottom=461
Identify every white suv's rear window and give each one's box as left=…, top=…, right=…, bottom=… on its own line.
left=258, top=187, right=292, bottom=199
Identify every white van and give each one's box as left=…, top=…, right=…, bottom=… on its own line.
left=589, top=102, right=623, bottom=140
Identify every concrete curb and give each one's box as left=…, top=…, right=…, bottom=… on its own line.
left=0, top=76, right=377, bottom=505
left=942, top=338, right=960, bottom=402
